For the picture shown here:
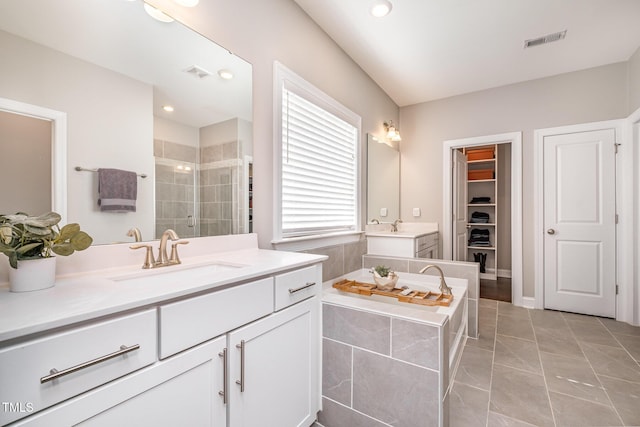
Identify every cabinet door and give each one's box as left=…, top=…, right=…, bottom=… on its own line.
left=228, top=297, right=319, bottom=427
left=14, top=337, right=227, bottom=427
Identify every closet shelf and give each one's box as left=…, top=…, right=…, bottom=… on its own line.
left=467, top=246, right=496, bottom=250
left=468, top=223, right=496, bottom=226
left=467, top=203, right=496, bottom=207
left=468, top=179, right=496, bottom=183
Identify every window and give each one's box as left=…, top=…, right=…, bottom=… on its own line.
left=274, top=62, right=361, bottom=241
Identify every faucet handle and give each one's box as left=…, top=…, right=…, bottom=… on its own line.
left=130, top=244, right=155, bottom=269
left=169, top=240, right=189, bottom=265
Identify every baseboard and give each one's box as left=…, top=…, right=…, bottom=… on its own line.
left=497, top=269, right=512, bottom=278
left=521, top=297, right=536, bottom=309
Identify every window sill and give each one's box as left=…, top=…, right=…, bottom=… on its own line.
left=271, top=231, right=365, bottom=252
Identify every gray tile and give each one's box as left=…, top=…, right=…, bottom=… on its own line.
left=561, top=311, right=603, bottom=324
left=489, top=364, right=554, bottom=427
left=322, top=339, right=352, bottom=406
left=454, top=345, right=494, bottom=391
left=362, top=255, right=409, bottom=274
left=567, top=318, right=620, bottom=347
left=614, top=333, right=640, bottom=362
left=322, top=303, right=390, bottom=355
left=529, top=309, right=568, bottom=330
left=494, top=334, right=542, bottom=374
left=310, top=245, right=344, bottom=282
left=391, top=318, right=440, bottom=370
left=479, top=306, right=497, bottom=326
left=155, top=163, right=174, bottom=183
left=163, top=141, right=197, bottom=162
left=487, top=411, right=538, bottom=426
left=468, top=298, right=478, bottom=338
left=479, top=298, right=498, bottom=309
left=581, top=342, right=640, bottom=383
left=534, top=325, right=585, bottom=359
left=222, top=140, right=238, bottom=160
left=498, top=302, right=530, bottom=319
left=343, top=239, right=366, bottom=274
left=497, top=314, right=535, bottom=341
left=539, top=351, right=610, bottom=405
left=352, top=348, right=439, bottom=427
left=466, top=317, right=496, bottom=352
left=548, top=391, right=623, bottom=427
left=449, top=382, right=490, bottom=427
left=201, top=144, right=222, bottom=163
left=598, top=375, right=640, bottom=426
left=599, top=318, right=640, bottom=337
left=318, top=397, right=388, bottom=427
left=153, top=139, right=163, bottom=157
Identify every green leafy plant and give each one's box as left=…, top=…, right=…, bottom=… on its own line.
left=374, top=265, right=391, bottom=278
left=0, top=212, right=93, bottom=269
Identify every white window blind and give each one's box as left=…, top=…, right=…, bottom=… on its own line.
left=281, top=88, right=358, bottom=238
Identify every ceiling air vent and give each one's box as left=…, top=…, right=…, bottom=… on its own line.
left=524, top=30, right=567, bottom=48
left=183, top=65, right=212, bottom=79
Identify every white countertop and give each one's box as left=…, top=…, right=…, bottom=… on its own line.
left=365, top=230, right=438, bottom=238
left=323, top=269, right=466, bottom=327
left=365, top=222, right=438, bottom=238
left=0, top=248, right=326, bottom=343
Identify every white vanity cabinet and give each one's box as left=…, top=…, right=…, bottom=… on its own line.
left=2, top=259, right=323, bottom=427
left=367, top=231, right=438, bottom=258
left=228, top=297, right=319, bottom=427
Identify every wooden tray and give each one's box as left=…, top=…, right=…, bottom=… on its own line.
left=332, top=279, right=453, bottom=307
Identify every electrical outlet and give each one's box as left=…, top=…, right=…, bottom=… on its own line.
left=413, top=208, right=421, bottom=217
left=380, top=208, right=388, bottom=217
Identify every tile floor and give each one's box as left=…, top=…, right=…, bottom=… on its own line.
left=451, top=299, right=640, bottom=427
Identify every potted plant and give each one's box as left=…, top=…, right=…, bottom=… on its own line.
left=372, top=264, right=398, bottom=291
left=0, top=212, right=93, bottom=292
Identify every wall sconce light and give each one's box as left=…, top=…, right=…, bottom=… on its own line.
left=384, top=121, right=402, bottom=142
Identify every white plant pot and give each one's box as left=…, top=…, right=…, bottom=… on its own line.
left=9, top=257, right=57, bottom=292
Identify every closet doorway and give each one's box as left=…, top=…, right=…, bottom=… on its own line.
left=443, top=132, right=523, bottom=306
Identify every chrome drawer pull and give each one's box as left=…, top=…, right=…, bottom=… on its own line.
left=40, top=344, right=140, bottom=384
left=236, top=340, right=245, bottom=392
left=218, top=348, right=228, bottom=404
left=288, top=282, right=316, bottom=294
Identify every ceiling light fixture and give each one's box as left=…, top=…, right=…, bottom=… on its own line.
left=218, top=69, right=234, bottom=80
left=370, top=0, right=393, bottom=18
left=143, top=3, right=174, bottom=23
left=384, top=120, right=402, bottom=142
left=163, top=105, right=174, bottom=112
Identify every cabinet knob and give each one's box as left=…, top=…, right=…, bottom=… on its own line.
left=547, top=229, right=556, bottom=235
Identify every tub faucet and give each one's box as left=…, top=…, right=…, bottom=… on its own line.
left=419, top=264, right=453, bottom=295
left=391, top=219, right=402, bottom=232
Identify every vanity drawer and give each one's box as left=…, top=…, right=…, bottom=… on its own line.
left=159, top=277, right=273, bottom=359
left=416, top=233, right=438, bottom=251
left=0, top=309, right=157, bottom=426
left=274, top=265, right=321, bottom=311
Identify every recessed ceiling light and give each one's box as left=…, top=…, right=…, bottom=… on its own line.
left=163, top=105, right=174, bottom=112
left=370, top=0, right=393, bottom=18
left=174, top=0, right=199, bottom=7
left=143, top=4, right=174, bottom=23
left=218, top=69, right=234, bottom=80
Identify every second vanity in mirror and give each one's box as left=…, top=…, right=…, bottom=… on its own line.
left=0, top=0, right=253, bottom=245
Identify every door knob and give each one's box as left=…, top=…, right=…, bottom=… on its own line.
left=547, top=229, right=556, bottom=235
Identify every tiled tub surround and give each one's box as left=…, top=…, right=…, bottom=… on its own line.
left=363, top=255, right=479, bottom=339
left=320, top=269, right=468, bottom=427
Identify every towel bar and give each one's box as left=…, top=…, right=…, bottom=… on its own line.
left=75, top=166, right=147, bottom=178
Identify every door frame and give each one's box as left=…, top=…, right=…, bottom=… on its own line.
left=0, top=97, right=67, bottom=222
left=533, top=119, right=631, bottom=322
left=442, top=132, right=523, bottom=306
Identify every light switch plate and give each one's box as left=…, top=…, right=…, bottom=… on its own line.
left=380, top=207, right=388, bottom=217
left=413, top=208, right=421, bottom=217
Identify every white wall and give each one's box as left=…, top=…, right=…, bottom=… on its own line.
left=0, top=30, right=155, bottom=245
left=154, top=116, right=199, bottom=148
left=400, top=62, right=629, bottom=298
left=629, top=47, right=640, bottom=114
left=147, top=0, right=400, bottom=249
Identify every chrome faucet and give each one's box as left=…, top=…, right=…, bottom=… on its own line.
left=419, top=264, right=453, bottom=295
left=370, top=218, right=380, bottom=224
left=157, top=229, right=179, bottom=266
left=126, top=227, right=142, bottom=242
left=390, top=219, right=403, bottom=232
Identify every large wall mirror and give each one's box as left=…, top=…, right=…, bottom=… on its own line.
left=366, top=134, right=400, bottom=223
left=0, top=0, right=253, bottom=245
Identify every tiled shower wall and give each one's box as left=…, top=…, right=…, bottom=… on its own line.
left=154, top=139, right=197, bottom=239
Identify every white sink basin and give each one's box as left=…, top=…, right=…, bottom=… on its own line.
left=111, top=262, right=246, bottom=287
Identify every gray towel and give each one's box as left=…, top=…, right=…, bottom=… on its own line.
left=97, top=168, right=137, bottom=212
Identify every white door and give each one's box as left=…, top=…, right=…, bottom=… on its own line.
left=452, top=149, right=468, bottom=261
left=543, top=128, right=617, bottom=317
